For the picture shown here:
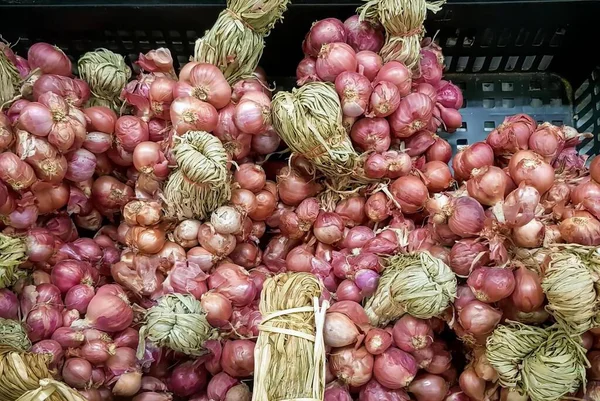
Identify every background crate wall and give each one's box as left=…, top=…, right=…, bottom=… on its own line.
left=1, top=0, right=598, bottom=154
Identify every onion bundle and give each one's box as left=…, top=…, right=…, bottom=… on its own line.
left=272, top=82, right=360, bottom=179
left=0, top=234, right=27, bottom=289
left=194, top=0, right=289, bottom=83
left=138, top=293, right=219, bottom=357
left=252, top=272, right=329, bottom=401
left=358, top=0, right=445, bottom=71
left=364, top=251, right=457, bottom=326
left=486, top=322, right=587, bottom=401
left=78, top=49, right=132, bottom=111
left=163, top=130, right=231, bottom=220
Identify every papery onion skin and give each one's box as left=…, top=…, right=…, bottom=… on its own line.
left=390, top=176, right=428, bottom=214
left=409, top=373, right=450, bottom=401
left=511, top=264, right=544, bottom=313
left=458, top=300, right=502, bottom=335
left=374, top=348, right=418, bottom=389
left=509, top=150, right=555, bottom=195
left=447, top=197, right=485, bottom=238
left=559, top=213, right=600, bottom=246
left=329, top=345, right=373, bottom=387
left=335, top=71, right=372, bottom=118
left=365, top=328, right=393, bottom=355
left=356, top=50, right=383, bottom=81
left=468, top=267, right=516, bottom=303
left=304, top=18, right=348, bottom=57
left=221, top=339, right=255, bottom=378
left=324, top=312, right=360, bottom=348
left=393, top=315, right=434, bottom=353
left=344, top=15, right=384, bottom=53
left=316, top=42, right=357, bottom=82
left=350, top=117, right=391, bottom=152
left=374, top=61, right=411, bottom=97
left=389, top=93, right=434, bottom=138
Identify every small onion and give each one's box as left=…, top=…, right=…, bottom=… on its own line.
left=374, top=348, right=418, bottom=389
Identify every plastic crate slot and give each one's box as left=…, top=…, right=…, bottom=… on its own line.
left=445, top=37, right=457, bottom=47
left=497, top=28, right=512, bottom=48
left=550, top=98, right=563, bottom=107
left=575, top=94, right=592, bottom=114
left=538, top=55, right=553, bottom=71
left=531, top=98, right=543, bottom=108
left=505, top=56, right=519, bottom=71
left=549, top=28, right=566, bottom=47
left=514, top=29, right=529, bottom=47
left=456, top=56, right=469, bottom=72
left=489, top=56, right=502, bottom=71
left=577, top=108, right=595, bottom=130
left=482, top=83, right=494, bottom=92
left=502, top=82, right=514, bottom=92
left=472, top=56, right=485, bottom=72
left=529, top=80, right=542, bottom=91
left=522, top=56, right=536, bottom=71
left=462, top=37, right=475, bottom=48
left=480, top=28, right=494, bottom=48
left=502, top=98, right=515, bottom=108
left=484, top=121, right=496, bottom=131
left=457, top=122, right=467, bottom=132
left=483, top=99, right=495, bottom=108
left=532, top=29, right=545, bottom=46
left=552, top=120, right=564, bottom=126
left=457, top=139, right=468, bottom=146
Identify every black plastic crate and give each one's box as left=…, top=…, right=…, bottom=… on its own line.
left=1, top=0, right=599, bottom=154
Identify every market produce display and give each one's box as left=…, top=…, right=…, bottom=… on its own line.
left=1, top=0, right=600, bottom=400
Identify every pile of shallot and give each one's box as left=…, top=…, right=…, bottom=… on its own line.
left=1, top=18, right=599, bottom=401
left=296, top=16, right=464, bottom=181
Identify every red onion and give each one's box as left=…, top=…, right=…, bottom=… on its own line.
left=390, top=175, right=428, bottom=214
left=169, top=361, right=208, bottom=397
left=314, top=212, right=345, bottom=244
left=252, top=128, right=281, bottom=155
left=365, top=328, right=393, bottom=355
left=511, top=264, right=544, bottom=312
left=416, top=50, right=443, bottom=87
left=393, top=315, right=434, bottom=352
left=389, top=93, right=434, bottom=138
left=528, top=122, right=565, bottom=162
left=201, top=292, right=233, bottom=328
left=559, top=213, right=600, bottom=245
left=336, top=280, right=362, bottom=302
left=233, top=92, right=271, bottom=135
left=425, top=341, right=452, bottom=374
left=364, top=193, right=391, bottom=222
left=50, top=260, right=94, bottom=293
left=335, top=196, right=366, bottom=227
left=501, top=183, right=540, bottom=228
left=0, top=289, right=19, bottom=319
left=368, top=81, right=400, bottom=118
left=62, top=357, right=92, bottom=389
left=113, top=327, right=138, bottom=349
left=31, top=339, right=64, bottom=369
left=487, top=113, right=536, bottom=156
left=324, top=312, right=361, bottom=348
left=33, top=75, right=90, bottom=107
left=208, top=264, right=256, bottom=307
left=356, top=50, right=383, bottom=81
left=73, top=293, right=133, bottom=332
left=330, top=346, right=373, bottom=387
left=263, top=235, right=300, bottom=272
left=468, top=267, right=515, bottom=303
left=466, top=166, right=509, bottom=206
left=25, top=228, right=56, bottom=263
left=296, top=57, right=319, bottom=86
left=512, top=218, right=545, bottom=248
left=335, top=71, right=372, bottom=117
left=344, top=15, right=384, bottom=52
left=64, top=284, right=95, bottom=314
left=437, top=81, right=463, bottom=109
left=26, top=304, right=63, bottom=342
left=374, top=348, right=418, bottom=389
left=458, top=300, right=502, bottom=335
left=304, top=18, right=347, bottom=57
left=447, top=197, right=485, bottom=237
left=509, top=150, right=554, bottom=195
left=426, top=136, right=452, bottom=163
left=374, top=61, right=411, bottom=97
left=360, top=379, right=410, bottom=401
left=409, top=373, right=449, bottom=401
left=170, top=96, right=218, bottom=134
left=421, top=161, right=453, bottom=192
left=316, top=42, right=357, bottom=82
left=459, top=367, right=485, bottom=401
left=91, top=176, right=133, bottom=214
left=221, top=340, right=255, bottom=378
left=180, top=62, right=231, bottom=109
left=234, top=163, right=266, bottom=193
left=350, top=118, right=391, bottom=152
left=448, top=240, right=489, bottom=277
left=28, top=43, right=72, bottom=76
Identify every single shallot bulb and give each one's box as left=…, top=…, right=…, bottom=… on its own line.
left=316, top=43, right=357, bottom=82
left=368, top=81, right=401, bottom=118
left=335, top=72, right=372, bottom=117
